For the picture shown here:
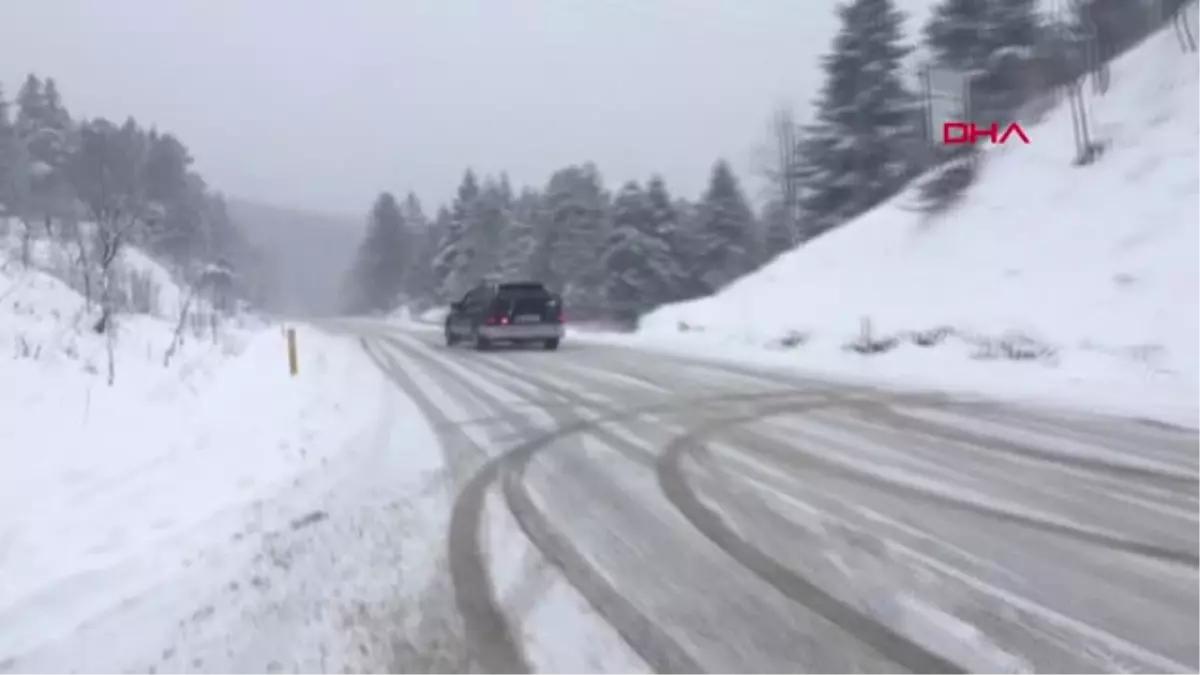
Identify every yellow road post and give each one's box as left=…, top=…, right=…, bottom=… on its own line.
left=286, top=327, right=298, bottom=376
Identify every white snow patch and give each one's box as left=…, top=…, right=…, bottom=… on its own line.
left=417, top=306, right=449, bottom=325
left=895, top=594, right=1033, bottom=674
left=523, top=579, right=652, bottom=674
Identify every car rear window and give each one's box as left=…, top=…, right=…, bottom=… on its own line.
left=491, top=294, right=550, bottom=315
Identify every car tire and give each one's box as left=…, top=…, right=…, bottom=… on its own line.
left=445, top=329, right=458, bottom=347
left=473, top=331, right=492, bottom=351
left=543, top=338, right=560, bottom=351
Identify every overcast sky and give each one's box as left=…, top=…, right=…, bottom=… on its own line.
left=2, top=0, right=934, bottom=215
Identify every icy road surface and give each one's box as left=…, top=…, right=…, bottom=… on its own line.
left=343, top=322, right=1198, bottom=674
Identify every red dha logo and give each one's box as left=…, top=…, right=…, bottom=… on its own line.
left=942, top=121, right=1030, bottom=145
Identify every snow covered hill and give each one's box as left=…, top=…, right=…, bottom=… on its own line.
left=630, top=27, right=1199, bottom=425
left=0, top=233, right=416, bottom=670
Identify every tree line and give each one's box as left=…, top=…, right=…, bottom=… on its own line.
left=0, top=74, right=258, bottom=383
left=345, top=0, right=1177, bottom=322
left=346, top=160, right=763, bottom=323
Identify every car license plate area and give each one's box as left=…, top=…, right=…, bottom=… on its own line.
left=514, top=314, right=541, bottom=324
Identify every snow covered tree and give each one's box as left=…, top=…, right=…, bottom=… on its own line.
left=644, top=175, right=696, bottom=304
left=398, top=191, right=437, bottom=304
left=0, top=73, right=257, bottom=318
left=14, top=75, right=75, bottom=234
left=467, top=175, right=512, bottom=284
left=761, top=199, right=798, bottom=262
left=661, top=189, right=708, bottom=302
left=542, top=163, right=610, bottom=307
left=407, top=205, right=451, bottom=305
left=143, top=131, right=202, bottom=263
left=923, top=0, right=1041, bottom=120
left=602, top=180, right=684, bottom=320
left=754, top=104, right=803, bottom=250
left=401, top=191, right=427, bottom=230
left=988, top=1, right=1040, bottom=54
left=923, top=0, right=993, bottom=74
left=432, top=169, right=481, bottom=300
left=68, top=117, right=158, bottom=384
left=408, top=224, right=443, bottom=307
left=496, top=187, right=543, bottom=282
left=0, top=85, right=24, bottom=222
left=349, top=191, right=409, bottom=313
left=799, top=0, right=920, bottom=237
left=690, top=160, right=758, bottom=293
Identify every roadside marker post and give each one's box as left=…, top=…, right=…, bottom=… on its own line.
left=287, top=327, right=298, bottom=376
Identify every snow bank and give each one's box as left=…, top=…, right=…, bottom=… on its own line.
left=632, top=28, right=1199, bottom=426
left=418, top=306, right=449, bottom=325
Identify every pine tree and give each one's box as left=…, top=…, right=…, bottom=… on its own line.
left=643, top=176, right=690, bottom=299
left=800, top=0, right=919, bottom=237
left=144, top=131, right=202, bottom=262
left=15, top=75, right=75, bottom=227
left=496, top=187, right=543, bottom=282
left=417, top=206, right=453, bottom=304
left=0, top=85, right=24, bottom=218
left=761, top=199, right=797, bottom=262
left=602, top=180, right=683, bottom=320
left=68, top=117, right=157, bottom=360
left=923, top=0, right=992, bottom=73
left=397, top=191, right=434, bottom=302
left=542, top=163, right=610, bottom=307
left=14, top=75, right=46, bottom=132
left=692, top=160, right=757, bottom=293
left=923, top=0, right=1040, bottom=120
left=409, top=216, right=443, bottom=307
left=469, top=175, right=512, bottom=283
left=988, top=1, right=1039, bottom=56
left=662, top=191, right=705, bottom=301
left=351, top=192, right=409, bottom=312
left=15, top=76, right=75, bottom=172
left=432, top=169, right=481, bottom=300
left=401, top=191, right=427, bottom=228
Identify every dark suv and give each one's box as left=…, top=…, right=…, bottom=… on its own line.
left=445, top=281, right=564, bottom=350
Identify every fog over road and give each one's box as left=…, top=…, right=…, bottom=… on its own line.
left=339, top=322, right=1199, bottom=674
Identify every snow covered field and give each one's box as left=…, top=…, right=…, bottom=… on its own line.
left=623, top=27, right=1199, bottom=427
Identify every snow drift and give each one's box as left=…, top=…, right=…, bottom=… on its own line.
left=634, top=27, right=1199, bottom=424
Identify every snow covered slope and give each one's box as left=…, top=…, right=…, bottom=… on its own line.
left=0, top=237, right=438, bottom=671
left=635, top=28, right=1199, bottom=424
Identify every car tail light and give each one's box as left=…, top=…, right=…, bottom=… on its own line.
left=485, top=315, right=509, bottom=326
left=557, top=310, right=565, bottom=323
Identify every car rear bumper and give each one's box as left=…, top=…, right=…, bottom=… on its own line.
left=479, top=324, right=564, bottom=341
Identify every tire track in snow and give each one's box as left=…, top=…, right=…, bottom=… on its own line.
left=737, top=409, right=1199, bottom=568
left=375, top=335, right=589, bottom=655
left=655, top=400, right=967, bottom=674
left=453, top=343, right=967, bottom=672
left=359, top=326, right=1197, bottom=672
left=384, top=332, right=894, bottom=672
left=657, top=400, right=1196, bottom=672
left=359, top=338, right=530, bottom=673
left=869, top=405, right=1198, bottom=488
left=371, top=334, right=707, bottom=672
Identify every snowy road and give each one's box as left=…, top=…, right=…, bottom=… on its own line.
left=346, top=322, right=1198, bottom=674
